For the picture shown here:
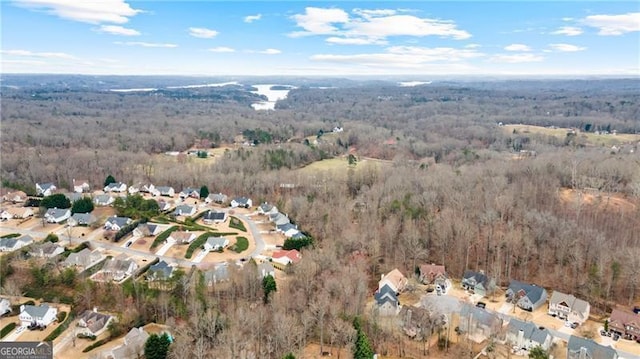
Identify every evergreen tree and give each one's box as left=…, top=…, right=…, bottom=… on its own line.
left=200, top=185, right=210, bottom=199
left=528, top=346, right=549, bottom=359
left=352, top=317, right=374, bottom=359
left=41, top=194, right=71, bottom=209
left=71, top=196, right=94, bottom=214
left=144, top=333, right=171, bottom=359
left=104, top=175, right=116, bottom=187
left=262, top=274, right=277, bottom=303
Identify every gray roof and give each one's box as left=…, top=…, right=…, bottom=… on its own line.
left=106, top=216, right=131, bottom=228
left=508, top=280, right=547, bottom=304
left=375, top=284, right=398, bottom=306
left=22, top=304, right=52, bottom=318
left=203, top=211, right=225, bottom=221
left=156, top=186, right=174, bottom=194
left=30, top=242, right=62, bottom=256
left=0, top=235, right=33, bottom=249
left=79, top=310, right=112, bottom=334
left=46, top=208, right=70, bottom=218
left=174, top=205, right=194, bottom=215
left=71, top=213, right=96, bottom=225
left=206, top=237, right=228, bottom=248
left=94, top=194, right=113, bottom=204
left=507, top=318, right=551, bottom=346
left=460, top=303, right=501, bottom=328
left=277, top=223, right=297, bottom=232
left=208, top=193, right=227, bottom=201
left=180, top=188, right=199, bottom=195
left=271, top=213, right=290, bottom=226
left=148, top=260, right=173, bottom=279
left=205, top=265, right=230, bottom=283
left=567, top=335, right=618, bottom=359
left=38, top=183, right=55, bottom=191
left=259, top=203, right=274, bottom=212
left=65, top=193, right=84, bottom=202
left=105, top=182, right=125, bottom=189
left=257, top=262, right=275, bottom=277
left=463, top=270, right=489, bottom=285
left=291, top=232, right=307, bottom=239
left=233, top=196, right=250, bottom=205
left=550, top=291, right=589, bottom=315
left=103, top=257, right=135, bottom=272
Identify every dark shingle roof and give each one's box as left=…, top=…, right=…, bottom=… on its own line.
left=508, top=280, right=546, bottom=304
left=567, top=335, right=617, bottom=359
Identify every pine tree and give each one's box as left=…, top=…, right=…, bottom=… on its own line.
left=352, top=317, right=374, bottom=359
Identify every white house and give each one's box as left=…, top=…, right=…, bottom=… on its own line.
left=156, top=186, right=175, bottom=197
left=108, top=327, right=150, bottom=359
left=19, top=304, right=58, bottom=327
left=44, top=208, right=71, bottom=223
left=68, top=213, right=97, bottom=227
left=104, top=216, right=132, bottom=231
left=104, top=182, right=127, bottom=193
left=179, top=188, right=200, bottom=200
left=73, top=179, right=91, bottom=193
left=548, top=291, right=591, bottom=325
left=0, top=235, right=34, bottom=252
left=230, top=197, right=252, bottom=208
left=206, top=193, right=228, bottom=204
left=64, top=248, right=105, bottom=271
left=173, top=205, right=196, bottom=217
left=258, top=202, right=279, bottom=215
left=0, top=210, right=13, bottom=221
left=94, top=194, right=115, bottom=207
left=29, top=242, right=64, bottom=258
left=0, top=298, right=11, bottom=315
left=98, top=256, right=138, bottom=282
left=271, top=249, right=302, bottom=266
left=77, top=310, right=113, bottom=336
left=167, top=231, right=196, bottom=244
left=375, top=284, right=400, bottom=316
left=5, top=207, right=36, bottom=220
left=36, top=183, right=56, bottom=196
left=203, top=210, right=227, bottom=224
left=2, top=190, right=28, bottom=203
left=506, top=318, right=553, bottom=351
left=276, top=223, right=300, bottom=238
left=204, top=237, right=229, bottom=251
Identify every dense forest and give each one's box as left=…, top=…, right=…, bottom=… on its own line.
left=1, top=75, right=639, bottom=358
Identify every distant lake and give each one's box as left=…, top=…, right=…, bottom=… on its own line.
left=251, top=84, right=295, bottom=111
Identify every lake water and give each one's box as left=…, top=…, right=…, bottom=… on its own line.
left=251, top=84, right=294, bottom=111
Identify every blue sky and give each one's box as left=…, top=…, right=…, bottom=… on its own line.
left=1, top=1, right=639, bottom=76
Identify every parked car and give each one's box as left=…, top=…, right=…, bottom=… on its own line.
left=613, top=334, right=620, bottom=341
left=570, top=322, right=578, bottom=329
left=476, top=302, right=486, bottom=309
left=600, top=330, right=607, bottom=336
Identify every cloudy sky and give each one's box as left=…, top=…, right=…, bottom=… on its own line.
left=1, top=1, right=639, bottom=76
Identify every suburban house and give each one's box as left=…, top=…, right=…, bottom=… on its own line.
left=0, top=235, right=34, bottom=252
left=204, top=237, right=229, bottom=251
left=290, top=232, right=307, bottom=240
left=506, top=318, right=553, bottom=351
left=64, top=248, right=105, bottom=271
left=0, top=210, right=11, bottom=221
left=459, top=303, right=503, bottom=343
left=29, top=242, right=64, bottom=258
left=179, top=188, right=200, bottom=199
left=173, top=204, right=196, bottom=217
left=548, top=291, right=591, bottom=325
left=167, top=231, right=196, bottom=244
left=270, top=212, right=290, bottom=226
left=156, top=199, right=173, bottom=211
left=206, top=192, right=228, bottom=204
left=77, top=309, right=113, bottom=336
left=2, top=190, right=27, bottom=203
left=64, top=192, right=83, bottom=203
left=462, top=270, right=496, bottom=297
left=73, top=179, right=91, bottom=193
left=156, top=186, right=175, bottom=197
left=68, top=213, right=97, bottom=227
left=44, top=208, right=71, bottom=223
left=379, top=269, right=408, bottom=293
left=203, top=210, right=227, bottom=224
left=230, top=196, right=252, bottom=208
left=98, top=255, right=138, bottom=282
left=4, top=207, right=34, bottom=219
left=608, top=308, right=640, bottom=341
left=257, top=262, right=275, bottom=279
left=276, top=223, right=300, bottom=237
left=419, top=263, right=450, bottom=292
left=204, top=265, right=232, bottom=285
left=130, top=183, right=157, bottom=196
left=36, top=182, right=57, bottom=196
left=19, top=304, right=58, bottom=327
left=506, top=280, right=548, bottom=311
left=374, top=284, right=400, bottom=316
left=147, top=260, right=174, bottom=281
left=272, top=249, right=302, bottom=267
left=567, top=335, right=618, bottom=359
left=104, top=216, right=132, bottom=231
left=258, top=203, right=278, bottom=215
left=108, top=327, right=150, bottom=359
left=133, top=223, right=161, bottom=237
left=94, top=194, right=115, bottom=206
left=104, top=182, right=127, bottom=193
left=0, top=298, right=11, bottom=315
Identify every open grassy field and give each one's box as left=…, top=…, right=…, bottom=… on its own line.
left=504, top=124, right=640, bottom=146
left=298, top=156, right=391, bottom=175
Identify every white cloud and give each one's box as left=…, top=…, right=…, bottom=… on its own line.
left=97, top=25, right=140, bottom=36
left=465, top=44, right=481, bottom=49
left=114, top=41, right=177, bottom=48
left=1, top=49, right=77, bottom=59
left=551, top=26, right=583, bottom=36
left=311, top=46, right=484, bottom=68
left=504, top=44, right=532, bottom=52
left=290, top=7, right=471, bottom=45
left=259, top=48, right=281, bottom=55
left=491, top=53, right=544, bottom=63
left=290, top=7, right=350, bottom=36
left=209, top=47, right=235, bottom=53
left=583, top=12, right=640, bottom=35
left=244, top=14, right=262, bottom=23
left=13, top=0, right=141, bottom=24
left=189, top=27, right=218, bottom=39
left=548, top=43, right=587, bottom=52
left=326, top=36, right=386, bottom=45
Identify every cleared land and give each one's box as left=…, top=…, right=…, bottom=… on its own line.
left=503, top=124, right=640, bottom=146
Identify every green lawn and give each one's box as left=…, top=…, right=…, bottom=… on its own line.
left=230, top=237, right=249, bottom=253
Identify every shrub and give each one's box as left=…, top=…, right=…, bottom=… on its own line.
left=231, top=237, right=249, bottom=253
left=57, top=311, right=67, bottom=323
left=151, top=226, right=178, bottom=249
left=0, top=233, right=21, bottom=239
left=83, top=338, right=110, bottom=352
left=0, top=322, right=17, bottom=339
left=77, top=333, right=97, bottom=340
left=185, top=232, right=215, bottom=259
left=228, top=216, right=247, bottom=232
left=44, top=312, right=74, bottom=341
